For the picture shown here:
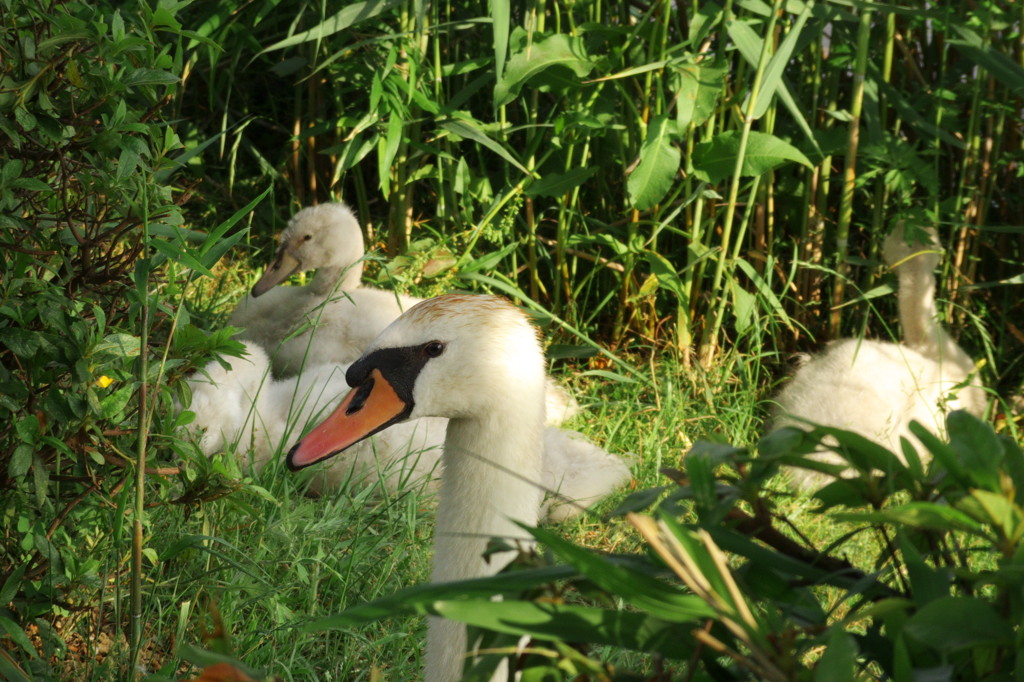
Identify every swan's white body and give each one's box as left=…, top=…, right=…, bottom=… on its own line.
left=183, top=343, right=445, bottom=494
left=227, top=201, right=581, bottom=423
left=183, top=341, right=630, bottom=521
left=539, top=429, right=632, bottom=522
left=287, top=295, right=612, bottom=681
left=268, top=287, right=422, bottom=376
left=773, top=226, right=986, bottom=488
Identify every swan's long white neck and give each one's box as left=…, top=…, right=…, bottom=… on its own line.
left=426, top=395, right=545, bottom=681
left=895, top=252, right=976, bottom=376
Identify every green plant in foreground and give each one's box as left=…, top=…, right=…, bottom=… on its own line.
left=0, top=2, right=260, bottom=677
left=303, top=412, right=1024, bottom=680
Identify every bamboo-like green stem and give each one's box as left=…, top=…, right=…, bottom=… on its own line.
left=699, top=0, right=783, bottom=366
left=829, top=2, right=872, bottom=336
left=129, top=224, right=150, bottom=672
left=948, top=21, right=989, bottom=315
left=869, top=12, right=896, bottom=250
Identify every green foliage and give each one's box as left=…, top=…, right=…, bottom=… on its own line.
left=173, top=0, right=1023, bottom=377
left=0, top=2, right=252, bottom=676
left=2, top=0, right=1023, bottom=677
left=324, top=413, right=1024, bottom=679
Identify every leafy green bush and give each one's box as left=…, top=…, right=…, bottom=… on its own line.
left=0, top=2, right=241, bottom=677
left=313, top=412, right=1024, bottom=679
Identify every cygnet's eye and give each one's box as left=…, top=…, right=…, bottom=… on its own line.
left=302, top=234, right=312, bottom=241
left=423, top=341, right=445, bottom=358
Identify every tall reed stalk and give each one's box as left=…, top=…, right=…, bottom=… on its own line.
left=130, top=221, right=151, bottom=671
left=699, top=0, right=783, bottom=366
left=830, top=2, right=872, bottom=336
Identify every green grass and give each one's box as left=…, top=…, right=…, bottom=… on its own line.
left=4, top=0, right=1024, bottom=678
left=66, top=257, right=1004, bottom=680
left=48, top=265, right=779, bottom=679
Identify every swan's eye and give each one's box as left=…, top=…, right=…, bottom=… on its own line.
left=346, top=378, right=374, bottom=415
left=423, top=341, right=445, bottom=358
left=302, top=234, right=312, bottom=241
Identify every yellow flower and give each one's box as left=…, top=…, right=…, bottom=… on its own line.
left=95, top=375, right=114, bottom=388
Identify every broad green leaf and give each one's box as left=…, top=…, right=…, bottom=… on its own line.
left=727, top=19, right=821, bottom=155
left=673, top=61, right=727, bottom=129
left=752, top=0, right=813, bottom=119
left=735, top=257, right=793, bottom=328
left=1, top=159, right=22, bottom=184
left=302, top=565, right=581, bottom=630
left=491, top=0, right=510, bottom=81
left=892, top=633, right=913, bottom=682
left=909, top=421, right=972, bottom=486
left=643, top=251, right=687, bottom=301
left=950, top=26, right=1024, bottom=98
left=813, top=628, right=858, bottom=682
left=100, top=384, right=134, bottom=420
left=823, top=425, right=907, bottom=477
left=589, top=59, right=668, bottom=83
left=546, top=344, right=598, bottom=360
left=568, top=232, right=630, bottom=257
left=150, top=237, right=215, bottom=277
left=627, top=115, right=680, bottom=210
left=14, top=106, right=37, bottom=132
left=605, top=485, right=671, bottom=517
left=960, top=490, right=1023, bottom=540
left=115, top=146, right=141, bottom=182
left=261, top=0, right=404, bottom=52
left=690, top=130, right=811, bottom=184
left=902, top=597, right=1013, bottom=652
left=523, top=524, right=716, bottom=623
left=1, top=327, right=42, bottom=358
left=525, top=167, right=597, bottom=198
left=93, top=333, right=142, bottom=358
left=121, top=68, right=179, bottom=87
left=0, top=616, right=36, bottom=659
left=440, top=119, right=530, bottom=176
left=8, top=444, right=32, bottom=479
left=0, top=564, right=26, bottom=608
left=459, top=242, right=518, bottom=274
left=14, top=414, right=39, bottom=444
left=11, top=177, right=50, bottom=192
left=198, top=186, right=269, bottom=258
left=729, top=278, right=757, bottom=334
left=837, top=502, right=988, bottom=537
left=434, top=600, right=696, bottom=660
left=0, top=651, right=31, bottom=682
left=895, top=530, right=950, bottom=608
left=378, top=110, right=404, bottom=194
left=494, top=33, right=594, bottom=107
left=946, top=410, right=1003, bottom=491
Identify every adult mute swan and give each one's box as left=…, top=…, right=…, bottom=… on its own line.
left=287, top=294, right=582, bottom=681
left=183, top=342, right=445, bottom=494
left=772, top=225, right=987, bottom=488
left=228, top=201, right=580, bottom=424
left=183, top=341, right=630, bottom=520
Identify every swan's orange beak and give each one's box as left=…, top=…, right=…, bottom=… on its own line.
left=251, top=251, right=301, bottom=297
left=286, top=369, right=409, bottom=470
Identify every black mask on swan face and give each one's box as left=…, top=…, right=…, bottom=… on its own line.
left=286, top=341, right=447, bottom=470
